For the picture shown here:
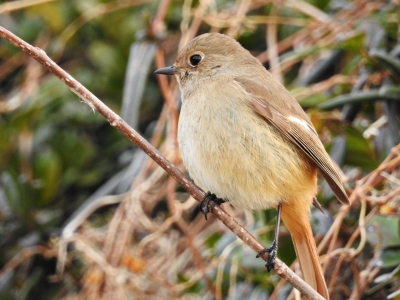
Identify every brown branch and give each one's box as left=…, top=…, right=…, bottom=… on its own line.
left=150, top=0, right=171, bottom=37
left=0, top=25, right=325, bottom=300
left=0, top=0, right=55, bottom=13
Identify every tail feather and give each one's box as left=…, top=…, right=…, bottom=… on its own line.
left=281, top=202, right=329, bottom=299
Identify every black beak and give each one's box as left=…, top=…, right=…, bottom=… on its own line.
left=154, top=65, right=178, bottom=75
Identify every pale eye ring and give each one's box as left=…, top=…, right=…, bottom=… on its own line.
left=189, top=54, right=202, bottom=66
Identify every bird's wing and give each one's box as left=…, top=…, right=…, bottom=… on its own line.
left=235, top=77, right=349, bottom=205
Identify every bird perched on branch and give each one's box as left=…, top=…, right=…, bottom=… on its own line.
left=155, top=33, right=349, bottom=299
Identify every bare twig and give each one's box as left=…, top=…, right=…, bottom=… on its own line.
left=0, top=0, right=55, bottom=13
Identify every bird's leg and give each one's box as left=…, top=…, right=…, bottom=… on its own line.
left=200, top=192, right=225, bottom=220
left=256, top=202, right=282, bottom=271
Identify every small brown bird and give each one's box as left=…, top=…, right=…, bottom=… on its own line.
left=155, top=33, right=349, bottom=299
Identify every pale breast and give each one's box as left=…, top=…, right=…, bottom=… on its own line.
left=178, top=79, right=317, bottom=210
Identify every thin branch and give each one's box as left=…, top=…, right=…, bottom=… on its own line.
left=0, top=0, right=55, bottom=13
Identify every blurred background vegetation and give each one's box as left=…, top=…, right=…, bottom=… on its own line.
left=0, top=0, right=399, bottom=299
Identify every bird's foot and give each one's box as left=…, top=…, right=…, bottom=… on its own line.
left=200, top=192, right=225, bottom=220
left=256, top=240, right=278, bottom=272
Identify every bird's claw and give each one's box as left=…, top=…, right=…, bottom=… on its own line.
left=256, top=240, right=278, bottom=272
left=200, top=192, right=225, bottom=220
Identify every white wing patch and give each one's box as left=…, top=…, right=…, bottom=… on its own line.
left=288, top=116, right=311, bottom=131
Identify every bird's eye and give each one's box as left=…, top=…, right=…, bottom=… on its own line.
left=189, top=54, right=202, bottom=66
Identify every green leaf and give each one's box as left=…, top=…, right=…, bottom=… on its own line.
left=342, top=126, right=378, bottom=169
left=33, top=148, right=62, bottom=206
left=298, top=92, right=328, bottom=107
left=370, top=49, right=400, bottom=80
left=366, top=215, right=400, bottom=248
left=318, top=86, right=400, bottom=110
left=377, top=247, right=400, bottom=268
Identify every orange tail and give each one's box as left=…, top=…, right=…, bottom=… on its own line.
left=281, top=202, right=329, bottom=299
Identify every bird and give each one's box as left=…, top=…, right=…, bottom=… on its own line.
left=155, top=32, right=349, bottom=299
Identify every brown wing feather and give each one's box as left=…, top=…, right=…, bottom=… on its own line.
left=236, top=77, right=349, bottom=205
